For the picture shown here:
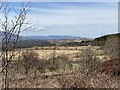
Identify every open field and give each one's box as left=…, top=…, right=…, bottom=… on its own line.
left=18, top=46, right=108, bottom=62
left=2, top=45, right=116, bottom=88
left=4, top=46, right=108, bottom=62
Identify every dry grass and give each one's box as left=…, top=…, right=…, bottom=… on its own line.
left=0, top=46, right=105, bottom=60
left=8, top=46, right=107, bottom=62
left=1, top=45, right=115, bottom=88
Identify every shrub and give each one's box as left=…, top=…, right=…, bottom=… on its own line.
left=104, top=35, right=120, bottom=59
left=36, top=59, right=47, bottom=73
left=19, top=49, right=40, bottom=75
left=58, top=71, right=120, bottom=88
left=36, top=54, right=72, bottom=73
left=78, top=48, right=101, bottom=73
left=97, top=58, right=120, bottom=76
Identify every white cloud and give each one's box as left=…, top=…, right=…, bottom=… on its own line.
left=28, top=5, right=117, bottom=25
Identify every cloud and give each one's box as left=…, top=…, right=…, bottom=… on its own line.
left=21, top=23, right=118, bottom=38
left=22, top=23, right=50, bottom=32
left=28, top=3, right=117, bottom=25
left=2, top=2, right=117, bottom=25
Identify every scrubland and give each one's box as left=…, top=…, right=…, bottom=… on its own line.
left=1, top=35, right=120, bottom=88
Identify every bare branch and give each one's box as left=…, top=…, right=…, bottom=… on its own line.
left=0, top=2, right=31, bottom=89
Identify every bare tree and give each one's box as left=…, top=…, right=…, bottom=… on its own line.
left=0, top=2, right=31, bottom=89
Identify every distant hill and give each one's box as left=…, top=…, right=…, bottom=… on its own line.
left=94, top=33, right=120, bottom=42
left=21, top=35, right=88, bottom=40
left=93, top=33, right=120, bottom=46
left=1, top=31, right=119, bottom=48
left=62, top=33, right=120, bottom=46
left=0, top=31, right=4, bottom=36
left=0, top=31, right=16, bottom=40
left=0, top=31, right=90, bottom=40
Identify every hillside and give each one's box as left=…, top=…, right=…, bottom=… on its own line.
left=79, top=33, right=120, bottom=46
left=93, top=33, right=120, bottom=46
left=21, top=35, right=88, bottom=40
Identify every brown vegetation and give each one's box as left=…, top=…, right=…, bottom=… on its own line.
left=104, top=35, right=120, bottom=59
left=78, top=48, right=101, bottom=73
left=97, top=58, right=120, bottom=76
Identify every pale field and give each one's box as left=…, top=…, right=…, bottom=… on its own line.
left=31, top=46, right=108, bottom=62
left=26, top=46, right=96, bottom=57
left=0, top=46, right=109, bottom=62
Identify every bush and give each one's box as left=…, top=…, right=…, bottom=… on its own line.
left=18, top=50, right=40, bottom=74
left=58, top=71, right=120, bottom=88
left=55, top=54, right=72, bottom=70
left=36, top=54, right=72, bottom=73
left=78, top=48, right=101, bottom=73
left=104, top=35, right=120, bottom=59
left=36, top=59, right=47, bottom=73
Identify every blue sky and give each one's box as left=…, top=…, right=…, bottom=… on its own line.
left=1, top=2, right=118, bottom=38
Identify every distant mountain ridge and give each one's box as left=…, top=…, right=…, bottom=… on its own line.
left=0, top=31, right=89, bottom=40
left=0, top=31, right=16, bottom=39
left=21, top=35, right=88, bottom=40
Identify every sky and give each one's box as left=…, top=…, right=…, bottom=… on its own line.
left=0, top=2, right=118, bottom=38
left=4, top=0, right=120, bottom=2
